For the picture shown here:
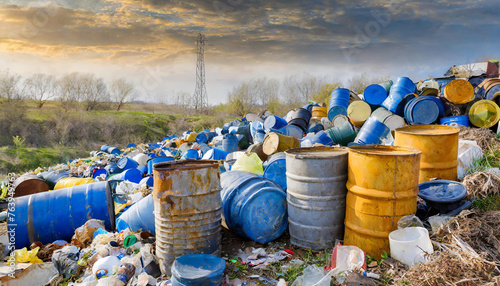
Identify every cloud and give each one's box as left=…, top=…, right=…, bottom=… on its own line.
left=0, top=0, right=499, bottom=103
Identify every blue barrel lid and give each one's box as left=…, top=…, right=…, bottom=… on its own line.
left=172, top=254, right=226, bottom=282
left=411, top=98, right=439, bottom=124
left=363, top=84, right=388, bottom=106
left=126, top=143, right=136, bottom=148
left=418, top=180, right=467, bottom=204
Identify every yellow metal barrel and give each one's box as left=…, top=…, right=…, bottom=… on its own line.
left=344, top=145, right=421, bottom=258
left=54, top=177, right=95, bottom=190
left=394, top=125, right=459, bottom=183
left=312, top=106, right=328, bottom=119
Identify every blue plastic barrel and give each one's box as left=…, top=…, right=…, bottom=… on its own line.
left=105, top=162, right=123, bottom=176
left=285, top=124, right=305, bottom=139
left=140, top=176, right=154, bottom=187
left=202, top=148, right=229, bottom=160
left=126, top=143, right=136, bottom=148
left=117, top=157, right=139, bottom=171
left=10, top=181, right=115, bottom=249
left=181, top=149, right=200, bottom=160
left=147, top=157, right=175, bottom=175
left=363, top=84, right=389, bottom=106
left=306, top=122, right=324, bottom=134
left=263, top=153, right=287, bottom=191
left=106, top=147, right=121, bottom=156
left=38, top=170, right=70, bottom=189
left=404, top=96, right=440, bottom=125
left=328, top=88, right=351, bottom=121
left=264, top=115, right=288, bottom=130
left=395, top=93, right=415, bottom=117
left=222, top=134, right=239, bottom=153
left=301, top=130, right=334, bottom=147
left=116, top=194, right=155, bottom=234
left=440, top=115, right=470, bottom=127
left=196, top=132, right=217, bottom=144
left=171, top=254, right=225, bottom=286
left=354, top=117, right=391, bottom=145
left=220, top=171, right=287, bottom=243
left=93, top=169, right=107, bottom=179
left=382, top=77, right=416, bottom=113
left=137, top=165, right=147, bottom=175
left=101, top=145, right=110, bottom=152
left=486, top=85, right=500, bottom=101
left=108, top=168, right=143, bottom=184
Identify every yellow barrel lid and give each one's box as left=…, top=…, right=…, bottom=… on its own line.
left=347, top=100, right=371, bottom=127
left=444, top=79, right=474, bottom=104
left=468, top=100, right=500, bottom=128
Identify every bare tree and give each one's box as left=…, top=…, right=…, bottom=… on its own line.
left=227, top=82, right=256, bottom=116
left=109, top=78, right=135, bottom=111
left=80, top=73, right=108, bottom=111
left=24, top=73, right=56, bottom=108
left=348, top=73, right=391, bottom=94
left=57, top=72, right=83, bottom=111
left=0, top=69, right=22, bottom=101
left=281, top=73, right=326, bottom=108
left=312, top=83, right=341, bottom=104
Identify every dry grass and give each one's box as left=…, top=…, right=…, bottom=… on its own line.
left=463, top=172, right=500, bottom=200
left=393, top=211, right=500, bottom=286
left=459, top=127, right=500, bottom=151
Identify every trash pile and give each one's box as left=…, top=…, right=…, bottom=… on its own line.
left=2, top=72, right=500, bottom=285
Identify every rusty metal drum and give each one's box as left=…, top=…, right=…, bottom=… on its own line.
left=153, top=160, right=222, bottom=276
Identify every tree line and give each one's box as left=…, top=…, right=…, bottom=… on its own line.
left=0, top=70, right=135, bottom=111
left=226, top=73, right=390, bottom=117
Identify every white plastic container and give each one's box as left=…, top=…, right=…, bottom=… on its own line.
left=92, top=255, right=121, bottom=279
left=133, top=154, right=150, bottom=166
left=389, top=227, right=433, bottom=266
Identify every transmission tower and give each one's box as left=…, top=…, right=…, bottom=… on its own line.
left=194, top=33, right=208, bottom=112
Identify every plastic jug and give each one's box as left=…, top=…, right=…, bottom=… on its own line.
left=389, top=227, right=433, bottom=266
left=92, top=255, right=121, bottom=279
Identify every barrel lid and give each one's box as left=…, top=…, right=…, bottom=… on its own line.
left=411, top=98, right=439, bottom=124
left=418, top=180, right=467, bottom=203
left=468, top=99, right=500, bottom=128
left=153, top=160, right=219, bottom=171
left=363, top=84, right=388, bottom=105
left=348, top=145, right=421, bottom=156
left=444, top=79, right=475, bottom=104
left=240, top=187, right=287, bottom=244
left=172, top=254, right=225, bottom=281
left=395, top=125, right=459, bottom=136
left=285, top=147, right=347, bottom=159
left=347, top=101, right=371, bottom=124
left=332, top=115, right=349, bottom=127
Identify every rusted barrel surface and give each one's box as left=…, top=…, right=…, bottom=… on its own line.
left=394, top=125, right=459, bottom=183
left=153, top=160, right=221, bottom=276
left=285, top=147, right=348, bottom=250
left=12, top=174, right=49, bottom=197
left=344, top=145, right=421, bottom=258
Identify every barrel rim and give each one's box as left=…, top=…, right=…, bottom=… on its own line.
left=347, top=144, right=421, bottom=156
left=285, top=146, right=347, bottom=159
left=395, top=124, right=459, bottom=136
left=153, top=160, right=219, bottom=171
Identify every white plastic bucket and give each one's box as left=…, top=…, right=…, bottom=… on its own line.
left=389, top=227, right=433, bottom=266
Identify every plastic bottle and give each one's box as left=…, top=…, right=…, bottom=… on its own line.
left=116, top=263, right=136, bottom=284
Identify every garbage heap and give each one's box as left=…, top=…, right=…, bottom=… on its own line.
left=2, top=75, right=500, bottom=285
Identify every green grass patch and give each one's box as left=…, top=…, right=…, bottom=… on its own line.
left=0, top=146, right=88, bottom=175
left=472, top=194, right=500, bottom=211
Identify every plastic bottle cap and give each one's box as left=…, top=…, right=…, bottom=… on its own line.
left=123, top=235, right=137, bottom=248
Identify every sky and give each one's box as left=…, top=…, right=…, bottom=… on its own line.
left=0, top=0, right=499, bottom=104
